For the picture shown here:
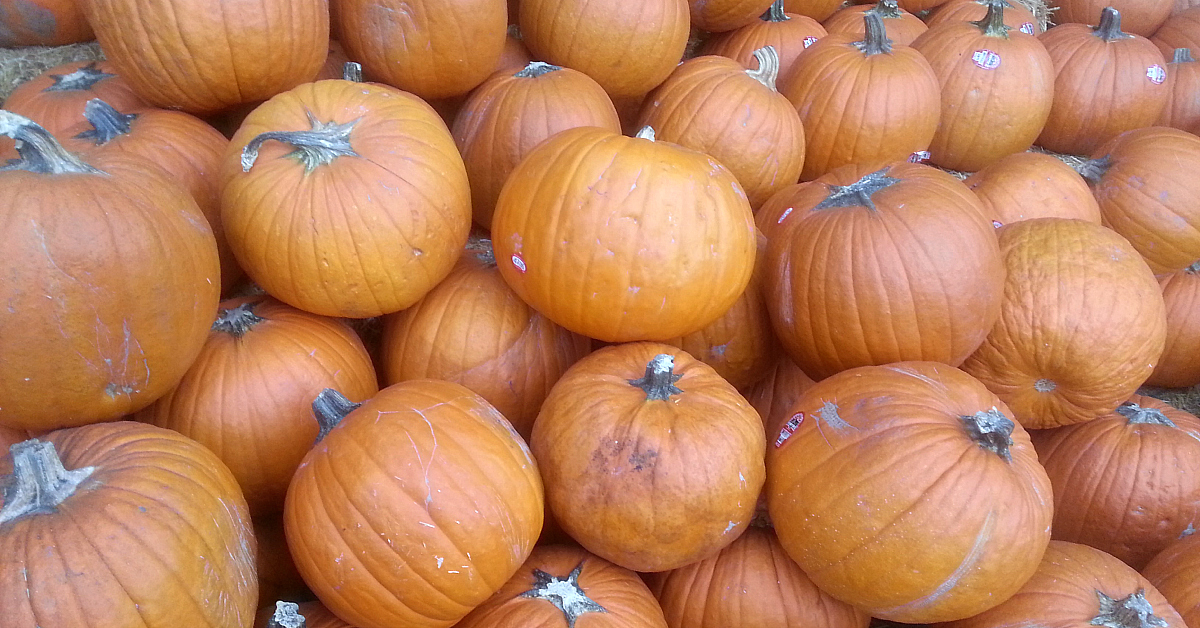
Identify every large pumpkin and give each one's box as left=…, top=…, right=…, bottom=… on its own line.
left=220, top=78, right=472, bottom=318
left=0, top=0, right=93, bottom=46
left=0, top=111, right=220, bottom=431
left=490, top=126, right=756, bottom=343
left=1158, top=48, right=1200, bottom=134
left=961, top=218, right=1167, bottom=429
left=283, top=382, right=544, bottom=628
left=0, top=422, right=258, bottom=627
left=702, top=0, right=828, bottom=82
left=1147, top=263, right=1200, bottom=387
left=767, top=361, right=1054, bottom=622
left=531, top=343, right=766, bottom=572
left=2, top=61, right=145, bottom=139
left=963, top=151, right=1102, bottom=227
left=689, top=0, right=776, bottom=32
left=1142, top=533, right=1200, bottom=627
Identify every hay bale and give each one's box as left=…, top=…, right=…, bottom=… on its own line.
left=0, top=42, right=105, bottom=104
left=1139, top=384, right=1200, bottom=417
left=1012, top=0, right=1057, bottom=31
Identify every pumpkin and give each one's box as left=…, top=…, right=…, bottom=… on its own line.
left=783, top=0, right=843, bottom=21
left=220, top=78, right=472, bottom=319
left=910, top=0, right=1056, bottom=172
left=754, top=179, right=817, bottom=239
left=135, top=296, right=379, bottom=515
left=1158, top=49, right=1200, bottom=134
left=1142, top=533, right=1200, bottom=627
left=380, top=238, right=592, bottom=440
left=701, top=0, right=828, bottom=84
left=255, top=516, right=310, bottom=608
left=0, top=0, right=93, bottom=46
left=767, top=361, right=1053, bottom=622
left=961, top=218, right=1167, bottom=429
left=925, top=0, right=1042, bottom=34
left=690, top=0, right=776, bottom=32
left=1147, top=264, right=1200, bottom=387
left=647, top=525, right=871, bottom=628
left=764, top=162, right=1004, bottom=380
left=1036, top=7, right=1170, bottom=156
left=455, top=545, right=670, bottom=627
left=336, top=0, right=507, bottom=100
left=821, top=0, right=928, bottom=46
left=0, top=111, right=220, bottom=431
left=745, top=354, right=817, bottom=445
left=780, top=13, right=941, bottom=180
left=451, top=61, right=620, bottom=229
left=83, top=0, right=327, bottom=114
left=490, top=125, right=757, bottom=343
left=1030, top=395, right=1200, bottom=570
left=263, top=601, right=353, bottom=628
left=637, top=47, right=806, bottom=208
left=0, top=422, right=257, bottom=627
left=0, top=426, right=31, bottom=450
left=313, top=40, right=353, bottom=81
left=2, top=61, right=145, bottom=139
left=531, top=343, right=766, bottom=572
left=941, top=541, right=1187, bottom=628
left=283, top=383, right=544, bottom=628
left=1052, top=0, right=1172, bottom=36
left=518, top=0, right=690, bottom=99
left=962, top=151, right=1103, bottom=227
left=1152, top=7, right=1200, bottom=57
left=1079, top=126, right=1200, bottom=274
left=498, top=26, right=535, bottom=72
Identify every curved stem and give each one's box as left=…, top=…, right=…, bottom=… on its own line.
left=241, top=110, right=359, bottom=173
left=0, top=440, right=95, bottom=525
left=266, top=601, right=306, bottom=628
left=628, top=354, right=684, bottom=400
left=972, top=0, right=1012, bottom=37
left=761, top=0, right=790, bottom=21
left=746, top=46, right=781, bottom=91
left=0, top=110, right=101, bottom=175
left=1174, top=48, right=1195, bottom=63
left=1077, top=155, right=1113, bottom=184
left=74, top=98, right=138, bottom=146
left=311, top=388, right=361, bottom=444
left=855, top=13, right=894, bottom=56
left=1094, top=7, right=1133, bottom=41
left=44, top=62, right=115, bottom=92
left=869, top=0, right=904, bottom=19
left=211, top=300, right=265, bottom=338
left=960, top=408, right=1016, bottom=462
left=635, top=126, right=656, bottom=141
left=343, top=62, right=363, bottom=83
left=516, top=61, right=562, bottom=78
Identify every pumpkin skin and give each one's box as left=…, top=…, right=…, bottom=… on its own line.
left=1142, top=533, right=1200, bottom=627
left=1030, top=395, right=1200, bottom=571
left=135, top=296, right=379, bottom=516
left=942, top=541, right=1187, bottom=628
left=337, top=0, right=507, bottom=100
left=518, top=0, right=690, bottom=99
left=455, top=545, right=670, bottom=627
left=1158, top=48, right=1200, bottom=134
left=0, top=0, right=92, bottom=47
left=821, top=0, right=928, bottom=46
left=701, top=1, right=828, bottom=84
left=745, top=354, right=817, bottom=445
left=783, top=0, right=842, bottom=22
left=0, top=112, right=221, bottom=431
left=451, top=62, right=620, bottom=230
left=961, top=218, right=1167, bottom=429
left=963, top=151, right=1102, bottom=227
left=1152, top=7, right=1200, bottom=57
left=1052, top=0, right=1172, bottom=37
left=220, top=79, right=472, bottom=318
left=1081, top=126, right=1200, bottom=274
left=925, top=0, right=1042, bottom=35
left=767, top=361, right=1053, bottom=622
left=0, top=422, right=258, bottom=628
left=637, top=49, right=806, bottom=208
left=910, top=0, right=1056, bottom=172
left=254, top=516, right=309, bottom=607
left=1036, top=8, right=1170, bottom=156
left=283, top=381, right=544, bottom=628
left=2, top=61, right=145, bottom=139
left=690, top=0, right=776, bottom=32
left=780, top=14, right=941, bottom=180
left=764, top=161, right=1004, bottom=380
left=1147, top=264, right=1200, bottom=387
left=490, top=126, right=757, bottom=343
left=647, top=525, right=871, bottom=628
left=313, top=39, right=353, bottom=81
left=380, top=238, right=593, bottom=440
left=531, top=343, right=767, bottom=573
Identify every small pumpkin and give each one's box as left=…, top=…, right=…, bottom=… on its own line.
left=962, top=151, right=1102, bottom=227
left=1158, top=49, right=1200, bottom=134
left=701, top=0, right=828, bottom=82
left=1152, top=7, right=1200, bottom=57
left=2, top=61, right=145, bottom=139
left=1142, top=532, right=1200, bottom=627
left=821, top=0, right=928, bottom=46
left=689, top=0, right=776, bottom=32
left=925, top=0, right=1041, bottom=35
left=0, top=0, right=93, bottom=46
left=1147, top=263, right=1200, bottom=388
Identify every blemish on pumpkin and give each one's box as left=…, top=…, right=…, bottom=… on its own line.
left=882, top=510, right=997, bottom=614
left=104, top=383, right=135, bottom=397
left=1034, top=379, right=1056, bottom=392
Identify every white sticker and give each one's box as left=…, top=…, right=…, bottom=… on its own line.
left=803, top=35, right=819, bottom=48
left=774, top=412, right=805, bottom=448
left=511, top=253, right=526, bottom=272
left=908, top=150, right=931, bottom=163
left=1020, top=22, right=1035, bottom=35
left=1147, top=64, right=1166, bottom=84
left=972, top=49, right=1002, bottom=70
left=992, top=220, right=1004, bottom=229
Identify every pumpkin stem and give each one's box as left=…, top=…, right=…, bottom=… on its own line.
left=1173, top=48, right=1195, bottom=63
left=266, top=601, right=306, bottom=628
left=508, top=23, right=524, bottom=39
left=0, top=440, right=95, bottom=525
left=465, top=234, right=497, bottom=266
left=516, top=61, right=562, bottom=78
left=814, top=168, right=901, bottom=212
left=1094, top=7, right=1133, bottom=41
left=746, top=46, right=781, bottom=91
left=629, top=354, right=684, bottom=401
left=73, top=98, right=137, bottom=146
left=1185, top=260, right=1200, bottom=274
left=960, top=408, right=1015, bottom=462
left=311, top=388, right=361, bottom=443
left=855, top=13, right=894, bottom=56
left=972, top=0, right=1011, bottom=37
left=635, top=126, right=656, bottom=141
left=1091, top=589, right=1169, bottom=628
left=762, top=0, right=790, bottom=21
left=1077, top=155, right=1113, bottom=184
left=1115, top=402, right=1177, bottom=427
left=518, top=563, right=609, bottom=624
left=343, top=62, right=363, bottom=83
left=0, top=110, right=102, bottom=175
left=241, top=109, right=360, bottom=173
left=212, top=300, right=265, bottom=337
left=43, top=62, right=115, bottom=92
left=869, top=0, right=904, bottom=19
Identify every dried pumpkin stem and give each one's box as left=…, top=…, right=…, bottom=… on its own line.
left=44, top=62, right=115, bottom=92
left=465, top=234, right=497, bottom=266
left=635, top=126, right=657, bottom=141
left=343, top=62, right=363, bottom=83
left=266, top=601, right=306, bottom=628
left=960, top=408, right=1015, bottom=462
left=519, top=563, right=608, bottom=624
left=241, top=110, right=360, bottom=173
left=0, top=110, right=102, bottom=175
left=311, top=388, right=361, bottom=443
left=0, top=440, right=95, bottom=525
left=1173, top=48, right=1195, bottom=63
left=1077, top=155, right=1113, bottom=184
left=75, top=98, right=137, bottom=145
left=762, top=0, right=789, bottom=21
left=973, top=0, right=1011, bottom=37
left=855, top=13, right=893, bottom=56
left=1186, top=260, right=1200, bottom=274
left=629, top=354, right=684, bottom=400
left=869, top=0, right=904, bottom=19
left=1091, top=589, right=1169, bottom=628
left=516, top=61, right=562, bottom=78
left=1115, top=403, right=1177, bottom=427
left=746, top=46, right=781, bottom=91
left=1094, top=7, right=1133, bottom=41
left=815, top=168, right=901, bottom=211
left=212, top=301, right=265, bottom=337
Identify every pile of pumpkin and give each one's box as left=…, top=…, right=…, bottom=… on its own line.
left=4, top=0, right=1200, bottom=626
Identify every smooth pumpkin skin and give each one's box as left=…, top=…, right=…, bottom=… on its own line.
left=1052, top=0, right=1173, bottom=37
left=1152, top=7, right=1200, bottom=57
left=783, top=0, right=843, bottom=22
left=942, top=541, right=1187, bottom=628
left=0, top=422, right=258, bottom=628
left=220, top=79, right=472, bottom=318
left=519, top=0, right=690, bottom=99
left=2, top=61, right=145, bottom=139
left=490, top=126, right=757, bottom=343
left=821, top=2, right=928, bottom=46
left=1142, top=533, right=1200, bottom=627
left=136, top=296, right=379, bottom=516
left=925, top=0, right=1042, bottom=34
left=1158, top=49, right=1200, bottom=135
left=961, top=219, right=1167, bottom=429
left=337, top=0, right=507, bottom=100
left=647, top=526, right=871, bottom=628
left=456, top=545, right=669, bottom=628
left=1148, top=265, right=1200, bottom=387
left=531, top=343, right=767, bottom=573
left=0, top=0, right=93, bottom=47
left=83, top=0, right=328, bottom=114
left=701, top=6, right=828, bottom=84
left=766, top=361, right=1053, bottom=622
left=283, top=380, right=544, bottom=628
left=963, top=151, right=1102, bottom=227
left=690, top=0, right=776, bottom=31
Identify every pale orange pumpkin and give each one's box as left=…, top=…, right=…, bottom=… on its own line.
left=963, top=152, right=1102, bottom=227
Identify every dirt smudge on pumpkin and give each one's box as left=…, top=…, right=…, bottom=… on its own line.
left=588, top=439, right=659, bottom=474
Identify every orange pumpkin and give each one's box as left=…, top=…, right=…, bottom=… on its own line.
left=783, top=0, right=843, bottom=21
left=690, top=0, right=776, bottom=32
left=767, top=361, right=1053, bottom=622
left=2, top=61, right=146, bottom=139
left=821, top=0, right=928, bottom=46
left=1142, top=533, right=1200, bottom=627
left=702, top=0, right=828, bottom=82
left=1158, top=48, right=1200, bottom=134
left=0, top=0, right=93, bottom=46
left=963, top=151, right=1102, bottom=227
left=925, top=0, right=1042, bottom=35
left=1153, top=7, right=1200, bottom=57
left=745, top=354, right=817, bottom=444
left=1053, top=0, right=1172, bottom=37
left=1147, top=264, right=1200, bottom=387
